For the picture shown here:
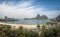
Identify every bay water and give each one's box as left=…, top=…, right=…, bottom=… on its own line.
left=5, top=19, right=48, bottom=25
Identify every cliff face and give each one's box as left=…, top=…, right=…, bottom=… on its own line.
left=56, top=15, right=60, bottom=21
left=40, top=15, right=48, bottom=19
left=35, top=14, right=41, bottom=19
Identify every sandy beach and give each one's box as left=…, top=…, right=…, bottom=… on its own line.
left=0, top=22, right=43, bottom=29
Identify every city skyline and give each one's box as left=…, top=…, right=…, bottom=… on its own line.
left=0, top=0, right=60, bottom=19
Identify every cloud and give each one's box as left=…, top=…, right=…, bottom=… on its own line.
left=0, top=0, right=60, bottom=19
left=0, top=1, right=45, bottom=18
left=0, top=1, right=33, bottom=18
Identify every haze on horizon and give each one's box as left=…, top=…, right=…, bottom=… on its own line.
left=0, top=0, right=60, bottom=19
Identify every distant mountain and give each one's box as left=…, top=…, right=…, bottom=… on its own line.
left=0, top=16, right=18, bottom=21
left=40, top=15, right=48, bottom=19
left=24, top=14, right=48, bottom=20
left=56, top=15, right=60, bottom=21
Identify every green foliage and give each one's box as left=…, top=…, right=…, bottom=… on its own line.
left=46, top=22, right=54, bottom=25
left=40, top=26, right=60, bottom=37
left=19, top=26, right=23, bottom=30
left=46, top=22, right=51, bottom=25
left=42, top=25, right=46, bottom=30
left=40, top=30, right=48, bottom=37
left=0, top=24, right=39, bottom=37
left=37, top=24, right=40, bottom=29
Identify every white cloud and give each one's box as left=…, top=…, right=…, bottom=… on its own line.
left=0, top=1, right=44, bottom=18
left=0, top=1, right=60, bottom=19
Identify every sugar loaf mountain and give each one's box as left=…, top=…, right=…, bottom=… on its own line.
left=24, top=14, right=48, bottom=20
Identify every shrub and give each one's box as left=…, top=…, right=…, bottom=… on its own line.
left=37, top=24, right=40, bottom=29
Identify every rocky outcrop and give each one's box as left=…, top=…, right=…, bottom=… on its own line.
left=56, top=15, right=60, bottom=21
left=24, top=14, right=48, bottom=20
left=40, top=15, right=48, bottom=19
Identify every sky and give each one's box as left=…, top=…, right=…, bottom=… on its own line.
left=0, top=0, right=60, bottom=19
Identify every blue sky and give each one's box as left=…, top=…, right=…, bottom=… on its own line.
left=0, top=0, right=60, bottom=19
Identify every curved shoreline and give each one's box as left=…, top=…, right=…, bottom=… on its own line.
left=0, top=22, right=45, bottom=29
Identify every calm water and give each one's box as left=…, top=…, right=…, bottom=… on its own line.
left=5, top=19, right=48, bottom=25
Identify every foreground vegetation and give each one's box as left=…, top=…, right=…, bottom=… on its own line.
left=0, top=24, right=60, bottom=37
left=40, top=25, right=60, bottom=37
left=0, top=24, right=39, bottom=37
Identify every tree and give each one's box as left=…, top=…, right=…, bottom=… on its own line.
left=42, top=25, right=46, bottom=31
left=37, top=24, right=40, bottom=29
left=19, top=26, right=23, bottom=30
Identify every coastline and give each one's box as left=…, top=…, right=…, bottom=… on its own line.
left=0, top=22, right=44, bottom=29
